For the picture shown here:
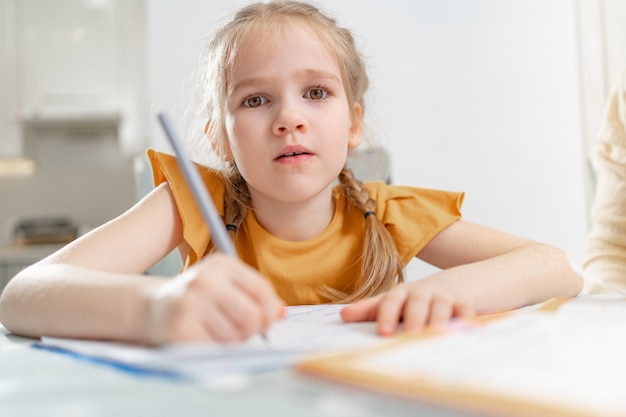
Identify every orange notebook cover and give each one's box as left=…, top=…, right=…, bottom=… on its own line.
left=297, top=297, right=626, bottom=417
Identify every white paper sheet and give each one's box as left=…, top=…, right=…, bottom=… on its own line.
left=37, top=304, right=386, bottom=380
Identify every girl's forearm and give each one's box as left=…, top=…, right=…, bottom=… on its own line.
left=424, top=243, right=583, bottom=313
left=0, top=263, right=162, bottom=343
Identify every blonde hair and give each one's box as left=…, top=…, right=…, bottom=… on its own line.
left=201, top=1, right=404, bottom=302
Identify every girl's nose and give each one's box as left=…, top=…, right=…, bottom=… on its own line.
left=272, top=102, right=307, bottom=135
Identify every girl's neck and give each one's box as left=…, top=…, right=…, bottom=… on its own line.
left=249, top=187, right=335, bottom=242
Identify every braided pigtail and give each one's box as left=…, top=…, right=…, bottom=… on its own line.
left=223, top=164, right=251, bottom=244
left=323, top=168, right=405, bottom=303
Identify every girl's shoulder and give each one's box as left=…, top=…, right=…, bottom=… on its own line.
left=360, top=181, right=464, bottom=214
left=146, top=149, right=226, bottom=263
left=146, top=148, right=227, bottom=216
left=357, top=181, right=465, bottom=262
left=147, top=149, right=225, bottom=190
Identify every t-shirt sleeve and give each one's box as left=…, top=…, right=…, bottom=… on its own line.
left=366, top=181, right=464, bottom=263
left=146, top=148, right=225, bottom=265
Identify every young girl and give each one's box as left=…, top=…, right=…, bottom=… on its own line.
left=0, top=1, right=582, bottom=345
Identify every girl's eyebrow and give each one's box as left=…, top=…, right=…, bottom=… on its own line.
left=230, top=69, right=341, bottom=94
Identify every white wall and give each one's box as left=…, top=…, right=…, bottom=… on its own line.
left=147, top=0, right=587, bottom=271
left=577, top=0, right=626, bottom=178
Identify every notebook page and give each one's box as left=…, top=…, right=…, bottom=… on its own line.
left=350, top=298, right=626, bottom=415
left=38, top=304, right=386, bottom=379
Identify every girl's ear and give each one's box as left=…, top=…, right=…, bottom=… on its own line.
left=205, top=120, right=233, bottom=161
left=348, top=103, right=363, bottom=148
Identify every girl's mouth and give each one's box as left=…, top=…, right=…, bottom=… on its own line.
left=276, top=151, right=310, bottom=159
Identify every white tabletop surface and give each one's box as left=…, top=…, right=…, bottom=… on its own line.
left=0, top=324, right=471, bottom=417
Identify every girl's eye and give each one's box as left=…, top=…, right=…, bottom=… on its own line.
left=305, top=88, right=327, bottom=100
left=243, top=95, right=267, bottom=108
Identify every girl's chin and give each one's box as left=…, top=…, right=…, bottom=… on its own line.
left=250, top=182, right=335, bottom=204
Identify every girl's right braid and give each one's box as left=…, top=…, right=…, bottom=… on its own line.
left=223, top=168, right=251, bottom=244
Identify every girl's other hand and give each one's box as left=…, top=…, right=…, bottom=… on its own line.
left=340, top=280, right=474, bottom=336
left=145, top=253, right=285, bottom=345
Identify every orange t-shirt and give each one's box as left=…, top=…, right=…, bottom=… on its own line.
left=147, top=149, right=463, bottom=305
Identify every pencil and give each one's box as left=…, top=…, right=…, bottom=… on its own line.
left=156, top=113, right=269, bottom=344
left=157, top=113, right=237, bottom=258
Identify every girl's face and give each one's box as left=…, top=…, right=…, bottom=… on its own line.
left=223, top=23, right=362, bottom=208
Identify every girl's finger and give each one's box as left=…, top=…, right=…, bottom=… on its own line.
left=375, top=290, right=408, bottom=336
left=428, top=294, right=455, bottom=327
left=201, top=300, right=249, bottom=342
left=341, top=295, right=382, bottom=323
left=401, top=292, right=431, bottom=333
left=453, top=301, right=475, bottom=319
left=196, top=254, right=285, bottom=329
left=214, top=283, right=266, bottom=337
left=226, top=262, right=286, bottom=326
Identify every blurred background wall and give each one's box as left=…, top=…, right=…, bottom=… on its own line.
left=1, top=0, right=625, bottom=280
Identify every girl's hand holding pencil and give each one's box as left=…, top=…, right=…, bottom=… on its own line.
left=147, top=253, right=285, bottom=345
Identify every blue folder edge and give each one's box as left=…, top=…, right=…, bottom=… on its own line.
left=31, top=342, right=187, bottom=382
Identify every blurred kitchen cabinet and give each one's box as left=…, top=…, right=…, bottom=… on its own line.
left=19, top=0, right=119, bottom=114
left=0, top=0, right=148, bottom=157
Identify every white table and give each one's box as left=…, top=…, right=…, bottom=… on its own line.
left=0, top=325, right=469, bottom=417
